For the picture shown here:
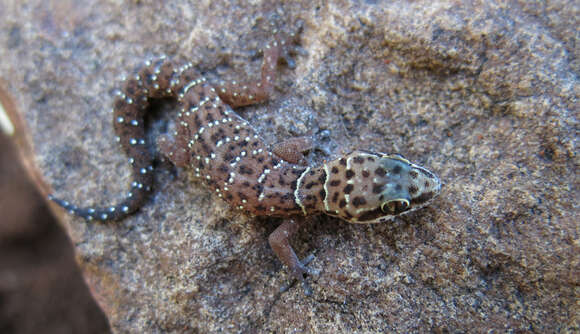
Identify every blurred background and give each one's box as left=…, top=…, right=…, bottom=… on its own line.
left=0, top=132, right=110, bottom=333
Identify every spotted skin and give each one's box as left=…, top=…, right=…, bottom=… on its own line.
left=49, top=28, right=441, bottom=295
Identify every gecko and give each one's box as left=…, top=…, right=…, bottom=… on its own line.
left=49, top=26, right=442, bottom=295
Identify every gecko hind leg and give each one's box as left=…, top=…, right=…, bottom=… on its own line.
left=217, top=22, right=303, bottom=108
left=157, top=134, right=190, bottom=167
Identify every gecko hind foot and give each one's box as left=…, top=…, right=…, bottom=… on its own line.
left=274, top=20, right=306, bottom=69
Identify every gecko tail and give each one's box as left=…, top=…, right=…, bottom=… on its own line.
left=48, top=183, right=152, bottom=222
left=47, top=57, right=179, bottom=222
left=48, top=159, right=155, bottom=221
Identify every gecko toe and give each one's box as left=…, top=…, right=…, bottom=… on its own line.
left=282, top=55, right=296, bottom=69
left=281, top=45, right=307, bottom=69
left=301, top=280, right=313, bottom=296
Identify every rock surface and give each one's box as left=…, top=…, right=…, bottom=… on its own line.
left=1, top=0, right=578, bottom=332
left=0, top=132, right=110, bottom=334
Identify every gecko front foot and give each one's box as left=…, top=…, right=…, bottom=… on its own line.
left=280, top=253, right=319, bottom=295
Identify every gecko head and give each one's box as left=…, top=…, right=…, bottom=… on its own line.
left=374, top=153, right=441, bottom=217
left=326, top=151, right=441, bottom=224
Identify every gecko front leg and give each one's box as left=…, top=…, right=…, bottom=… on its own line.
left=268, top=218, right=317, bottom=295
left=272, top=136, right=314, bottom=165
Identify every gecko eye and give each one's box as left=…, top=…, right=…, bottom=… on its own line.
left=381, top=199, right=410, bottom=214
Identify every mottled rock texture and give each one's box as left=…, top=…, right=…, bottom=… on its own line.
left=1, top=0, right=577, bottom=332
